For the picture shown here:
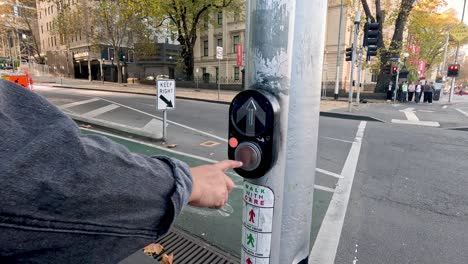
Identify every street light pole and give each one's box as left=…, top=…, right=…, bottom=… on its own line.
left=449, top=0, right=467, bottom=103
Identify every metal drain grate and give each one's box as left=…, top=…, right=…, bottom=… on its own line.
left=120, top=228, right=239, bottom=264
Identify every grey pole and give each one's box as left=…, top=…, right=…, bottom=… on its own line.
left=162, top=110, right=167, bottom=141
left=334, top=0, right=344, bottom=100
left=394, top=59, right=400, bottom=104
left=348, top=12, right=361, bottom=112
left=218, top=59, right=221, bottom=100
left=243, top=0, right=327, bottom=263
left=356, top=48, right=363, bottom=104
left=449, top=0, right=466, bottom=103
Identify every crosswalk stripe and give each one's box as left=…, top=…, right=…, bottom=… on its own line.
left=59, top=98, right=100, bottom=109
left=82, top=104, right=119, bottom=118
left=316, top=168, right=343, bottom=179
left=314, top=184, right=335, bottom=193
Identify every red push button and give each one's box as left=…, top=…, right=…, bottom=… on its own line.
left=229, top=137, right=239, bottom=148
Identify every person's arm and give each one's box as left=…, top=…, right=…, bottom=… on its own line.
left=0, top=80, right=240, bottom=262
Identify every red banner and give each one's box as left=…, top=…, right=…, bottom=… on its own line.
left=418, top=60, right=426, bottom=77
left=236, top=44, right=243, bottom=67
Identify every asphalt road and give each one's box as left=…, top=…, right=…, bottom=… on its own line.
left=34, top=85, right=468, bottom=263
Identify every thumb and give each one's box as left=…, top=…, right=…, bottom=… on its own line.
left=215, top=160, right=243, bottom=171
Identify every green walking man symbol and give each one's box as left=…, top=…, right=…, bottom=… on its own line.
left=247, top=233, right=255, bottom=248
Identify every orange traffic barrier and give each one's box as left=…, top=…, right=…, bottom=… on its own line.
left=1, top=71, right=34, bottom=91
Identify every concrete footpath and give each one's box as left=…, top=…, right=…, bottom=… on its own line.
left=34, top=76, right=385, bottom=114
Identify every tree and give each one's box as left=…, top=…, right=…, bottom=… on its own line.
left=93, top=0, right=144, bottom=83
left=408, top=5, right=465, bottom=74
left=0, top=0, right=44, bottom=64
left=145, top=0, right=243, bottom=80
left=361, top=0, right=416, bottom=91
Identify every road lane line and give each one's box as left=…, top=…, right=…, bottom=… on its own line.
left=98, top=97, right=228, bottom=143
left=309, top=121, right=367, bottom=264
left=314, top=185, right=335, bottom=193
left=316, top=168, right=343, bottom=179
left=82, top=104, right=119, bottom=118
left=320, top=136, right=354, bottom=144
left=391, top=119, right=440, bottom=127
left=455, top=108, right=468, bottom=117
left=58, top=98, right=100, bottom=109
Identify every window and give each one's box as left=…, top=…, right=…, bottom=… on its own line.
left=203, top=40, right=208, bottom=57
left=41, top=25, right=43, bottom=34
left=39, top=11, right=41, bottom=19
left=54, top=36, right=57, bottom=46
left=234, top=67, right=240, bottom=80
left=51, top=6, right=53, bottom=14
left=217, top=11, right=223, bottom=25
left=46, top=23, right=49, bottom=31
left=217, top=38, right=222, bottom=48
left=233, top=35, right=240, bottom=53
left=48, top=7, right=50, bottom=15
left=371, top=73, right=378, bottom=82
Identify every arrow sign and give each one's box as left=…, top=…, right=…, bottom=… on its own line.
left=236, top=98, right=266, bottom=136
left=159, top=95, right=173, bottom=107
left=248, top=209, right=256, bottom=223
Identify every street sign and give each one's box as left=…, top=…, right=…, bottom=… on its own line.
left=156, top=79, right=175, bottom=110
left=216, top=46, right=223, bottom=60
left=450, top=24, right=468, bottom=42
left=241, top=182, right=274, bottom=261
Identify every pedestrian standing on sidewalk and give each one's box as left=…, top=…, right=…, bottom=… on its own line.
left=0, top=79, right=242, bottom=263
left=415, top=81, right=422, bottom=103
left=423, top=81, right=431, bottom=103
left=400, top=81, right=408, bottom=103
left=426, top=82, right=435, bottom=104
left=387, top=81, right=393, bottom=101
left=408, top=82, right=415, bottom=102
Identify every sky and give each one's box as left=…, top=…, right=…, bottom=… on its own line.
left=446, top=0, right=467, bottom=22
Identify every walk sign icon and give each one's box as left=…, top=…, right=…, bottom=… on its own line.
left=247, top=233, right=255, bottom=248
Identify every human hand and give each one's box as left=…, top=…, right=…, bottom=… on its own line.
left=189, top=160, right=242, bottom=208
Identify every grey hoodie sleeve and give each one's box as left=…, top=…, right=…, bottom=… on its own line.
left=0, top=80, right=193, bottom=263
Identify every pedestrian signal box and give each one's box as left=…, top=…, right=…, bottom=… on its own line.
left=447, top=64, right=460, bottom=77
left=228, top=90, right=279, bottom=178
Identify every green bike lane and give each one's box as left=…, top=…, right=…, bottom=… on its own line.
left=81, top=129, right=333, bottom=258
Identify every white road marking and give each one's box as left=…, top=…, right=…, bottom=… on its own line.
left=314, top=184, right=335, bottom=193
left=58, top=98, right=100, bottom=109
left=455, top=108, right=468, bottom=117
left=98, top=97, right=228, bottom=143
left=320, top=136, right=354, bottom=144
left=82, top=104, right=119, bottom=118
left=391, top=119, right=440, bottom=127
left=316, top=168, right=343, bottom=179
left=418, top=110, right=434, bottom=113
left=309, top=121, right=367, bottom=264
left=142, top=118, right=164, bottom=132
left=400, top=107, right=419, bottom=121
left=442, top=105, right=448, bottom=109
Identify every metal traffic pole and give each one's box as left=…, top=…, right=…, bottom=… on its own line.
left=163, top=110, right=167, bottom=141
left=240, top=0, right=327, bottom=263
left=394, top=59, right=400, bottom=104
left=348, top=11, right=361, bottom=112
left=449, top=0, right=466, bottom=103
left=334, top=0, right=344, bottom=100
left=356, top=47, right=363, bottom=104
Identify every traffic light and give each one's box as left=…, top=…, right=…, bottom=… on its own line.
left=447, top=64, right=460, bottom=77
left=345, top=46, right=353, bottom=62
left=364, top=22, right=380, bottom=59
left=392, top=66, right=398, bottom=75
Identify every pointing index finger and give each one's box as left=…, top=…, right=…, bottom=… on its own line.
left=216, top=160, right=243, bottom=171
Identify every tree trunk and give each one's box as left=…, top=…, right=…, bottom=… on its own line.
left=375, top=0, right=414, bottom=92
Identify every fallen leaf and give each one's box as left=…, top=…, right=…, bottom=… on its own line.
left=166, top=144, right=177, bottom=148
left=161, top=253, right=174, bottom=264
left=143, top=243, right=164, bottom=256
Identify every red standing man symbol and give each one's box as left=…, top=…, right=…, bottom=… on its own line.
left=246, top=257, right=253, bottom=264
left=248, top=209, right=256, bottom=223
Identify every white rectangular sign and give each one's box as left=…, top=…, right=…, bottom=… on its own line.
left=216, top=46, right=223, bottom=60
left=156, top=80, right=175, bottom=110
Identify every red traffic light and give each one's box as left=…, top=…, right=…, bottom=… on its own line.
left=392, top=66, right=398, bottom=73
